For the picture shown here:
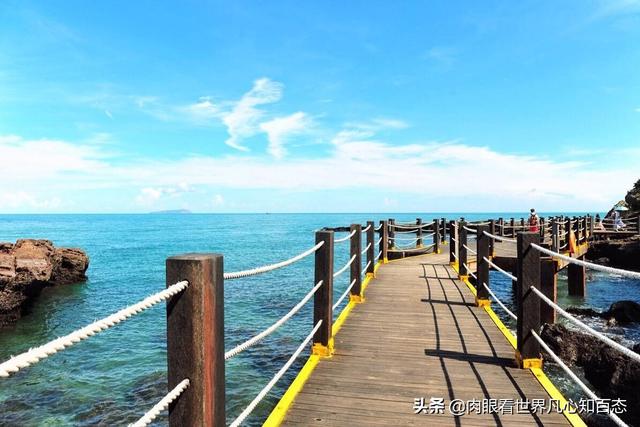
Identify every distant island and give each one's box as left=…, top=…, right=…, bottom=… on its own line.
left=149, top=209, right=192, bottom=214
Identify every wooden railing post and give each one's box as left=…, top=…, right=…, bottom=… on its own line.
left=489, top=219, right=496, bottom=256
left=520, top=218, right=525, bottom=231
left=313, top=230, right=334, bottom=356
left=540, top=217, right=546, bottom=241
left=476, top=225, right=490, bottom=307
left=380, top=220, right=388, bottom=263
left=540, top=258, right=557, bottom=324
left=510, top=218, right=516, bottom=237
left=416, top=218, right=423, bottom=247
left=366, top=220, right=375, bottom=276
left=516, top=232, right=542, bottom=369
left=448, top=220, right=456, bottom=265
left=636, top=216, right=640, bottom=235
left=440, top=217, right=447, bottom=244
left=589, top=215, right=594, bottom=237
left=433, top=219, right=440, bottom=253
left=349, top=224, right=362, bottom=301
left=551, top=218, right=559, bottom=252
left=458, top=221, right=468, bottom=279
left=575, top=216, right=581, bottom=244
left=388, top=218, right=395, bottom=249
left=565, top=217, right=572, bottom=251
left=166, top=254, right=225, bottom=427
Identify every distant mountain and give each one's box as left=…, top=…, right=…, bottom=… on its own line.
left=149, top=209, right=192, bottom=214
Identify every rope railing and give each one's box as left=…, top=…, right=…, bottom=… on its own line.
left=482, top=230, right=516, bottom=243
left=531, top=244, right=640, bottom=280
left=229, top=321, right=322, bottom=427
left=333, top=279, right=357, bottom=311
left=376, top=237, right=382, bottom=245
left=361, top=243, right=371, bottom=255
left=529, top=286, right=640, bottom=363
left=0, top=280, right=189, bottom=378
left=225, top=281, right=323, bottom=360
left=463, top=226, right=477, bottom=233
left=361, top=224, right=371, bottom=232
left=463, top=263, right=477, bottom=279
left=394, top=228, right=420, bottom=234
left=362, top=260, right=371, bottom=274
left=224, top=242, right=323, bottom=280
left=483, top=256, right=517, bottom=281
left=530, top=331, right=628, bottom=427
left=391, top=243, right=435, bottom=252
left=391, top=235, right=420, bottom=244
left=334, top=229, right=356, bottom=243
left=334, top=255, right=356, bottom=278
left=481, top=282, right=517, bottom=320
left=376, top=250, right=382, bottom=261
left=130, top=379, right=190, bottom=427
left=462, top=244, right=477, bottom=255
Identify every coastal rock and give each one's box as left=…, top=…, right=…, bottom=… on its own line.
left=0, top=239, right=89, bottom=327
left=623, top=179, right=640, bottom=215
left=567, top=301, right=640, bottom=324
left=541, top=324, right=640, bottom=426
left=588, top=236, right=640, bottom=271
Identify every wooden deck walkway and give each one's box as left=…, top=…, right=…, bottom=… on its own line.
left=281, top=251, right=570, bottom=426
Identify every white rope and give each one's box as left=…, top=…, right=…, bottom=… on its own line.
left=481, top=283, right=517, bottom=320
left=529, top=286, right=640, bottom=363
left=482, top=230, right=517, bottom=243
left=0, top=281, right=189, bottom=378
left=224, top=242, right=323, bottom=280
left=225, top=281, right=323, bottom=360
left=391, top=243, right=435, bottom=252
left=229, top=321, right=322, bottom=427
left=452, top=252, right=458, bottom=259
left=375, top=224, right=382, bottom=231
left=333, top=255, right=356, bottom=278
left=531, top=243, right=640, bottom=280
left=376, top=237, right=382, bottom=245
left=334, top=229, right=356, bottom=243
left=463, top=226, right=477, bottom=233
left=361, top=224, right=371, bottom=232
left=530, top=331, right=628, bottom=427
left=421, top=232, right=436, bottom=239
left=462, top=244, right=477, bottom=255
left=391, top=235, right=420, bottom=243
left=394, top=229, right=419, bottom=234
left=362, top=260, right=371, bottom=274
left=376, top=251, right=382, bottom=261
left=333, top=279, right=357, bottom=311
left=483, top=257, right=517, bottom=281
left=361, top=242, right=371, bottom=255
left=450, top=237, right=457, bottom=243
left=463, top=263, right=477, bottom=279
left=130, top=379, right=190, bottom=427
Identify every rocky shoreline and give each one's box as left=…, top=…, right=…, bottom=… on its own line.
left=0, top=239, right=89, bottom=327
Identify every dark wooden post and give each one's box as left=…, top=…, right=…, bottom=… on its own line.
left=349, top=224, right=362, bottom=301
left=416, top=218, right=423, bottom=247
left=567, top=258, right=586, bottom=297
left=589, top=215, right=595, bottom=237
left=540, top=259, right=557, bottom=324
left=488, top=219, right=496, bottom=257
left=313, top=230, right=334, bottom=356
left=166, top=254, right=225, bottom=426
left=551, top=218, right=559, bottom=252
left=366, top=221, right=375, bottom=276
left=540, top=217, right=546, bottom=241
left=510, top=218, right=516, bottom=237
left=575, top=216, right=582, bottom=244
left=448, top=220, right=456, bottom=265
left=440, top=217, right=446, bottom=243
left=388, top=218, right=395, bottom=249
left=637, top=216, right=640, bottom=235
left=516, top=232, right=542, bottom=369
left=498, top=217, right=504, bottom=236
left=520, top=218, right=525, bottom=231
left=380, top=220, right=388, bottom=263
left=458, top=221, right=468, bottom=278
left=565, top=218, right=573, bottom=252
left=476, top=225, right=490, bottom=306
left=433, top=219, right=440, bottom=253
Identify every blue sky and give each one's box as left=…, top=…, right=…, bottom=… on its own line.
left=1, top=0, right=639, bottom=213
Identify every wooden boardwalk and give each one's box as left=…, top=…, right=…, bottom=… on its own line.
left=281, top=251, right=570, bottom=426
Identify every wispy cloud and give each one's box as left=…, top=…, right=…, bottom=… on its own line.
left=260, top=112, right=313, bottom=159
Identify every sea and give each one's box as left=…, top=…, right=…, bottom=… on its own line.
left=0, top=213, right=638, bottom=426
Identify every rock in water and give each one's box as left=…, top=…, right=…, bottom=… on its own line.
left=0, top=239, right=89, bottom=327
left=604, top=301, right=640, bottom=324
left=541, top=324, right=640, bottom=426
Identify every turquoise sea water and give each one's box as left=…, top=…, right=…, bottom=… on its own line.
left=0, top=213, right=638, bottom=426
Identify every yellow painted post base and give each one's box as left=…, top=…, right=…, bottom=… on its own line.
left=458, top=275, right=469, bottom=281
left=366, top=272, right=374, bottom=279
left=515, top=350, right=543, bottom=369
left=349, top=294, right=364, bottom=304
left=312, top=339, right=334, bottom=358
left=475, top=297, right=490, bottom=308
left=383, top=257, right=389, bottom=264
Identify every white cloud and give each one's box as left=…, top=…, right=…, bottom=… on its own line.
left=213, top=194, right=224, bottom=206
left=135, top=183, right=193, bottom=205
left=104, top=110, right=113, bottom=119
left=260, top=112, right=312, bottom=158
left=0, top=192, right=61, bottom=210
left=180, top=97, right=220, bottom=123
left=221, top=78, right=284, bottom=151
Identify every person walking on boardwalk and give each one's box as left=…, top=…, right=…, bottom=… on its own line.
left=528, top=208, right=539, bottom=232
left=614, top=210, right=626, bottom=231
